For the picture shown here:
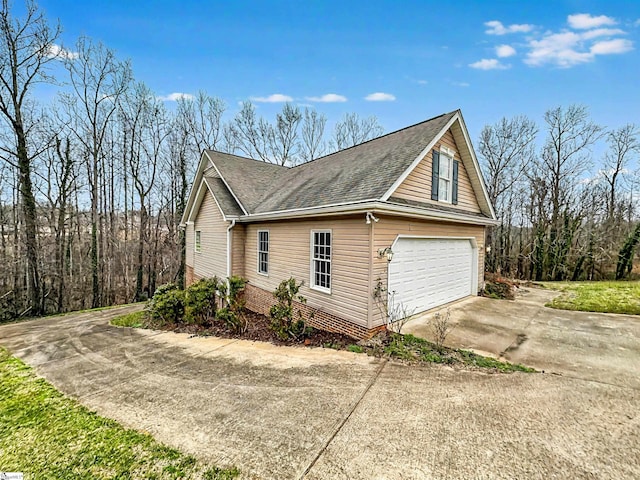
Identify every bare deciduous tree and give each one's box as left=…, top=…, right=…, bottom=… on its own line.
left=331, top=112, right=384, bottom=150
left=0, top=0, right=60, bottom=314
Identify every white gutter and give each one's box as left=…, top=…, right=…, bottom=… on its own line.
left=236, top=201, right=498, bottom=226
left=226, top=219, right=236, bottom=279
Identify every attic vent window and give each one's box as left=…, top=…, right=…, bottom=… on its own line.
left=430, top=147, right=459, bottom=205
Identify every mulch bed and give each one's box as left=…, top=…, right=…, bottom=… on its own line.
left=157, top=310, right=357, bottom=348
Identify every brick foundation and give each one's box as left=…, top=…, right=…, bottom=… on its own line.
left=243, top=283, right=385, bottom=340
left=185, top=266, right=202, bottom=286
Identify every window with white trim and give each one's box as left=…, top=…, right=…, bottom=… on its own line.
left=258, top=230, right=269, bottom=275
left=195, top=230, right=202, bottom=253
left=438, top=151, right=453, bottom=203
left=311, top=230, right=331, bottom=292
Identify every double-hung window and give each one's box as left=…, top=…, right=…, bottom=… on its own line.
left=438, top=152, right=453, bottom=203
left=258, top=230, right=269, bottom=275
left=195, top=230, right=202, bottom=253
left=431, top=146, right=458, bottom=204
left=311, top=230, right=331, bottom=292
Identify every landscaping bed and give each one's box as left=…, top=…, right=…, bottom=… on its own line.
left=114, top=309, right=534, bottom=374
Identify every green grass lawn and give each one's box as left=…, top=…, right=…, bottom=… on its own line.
left=0, top=347, right=238, bottom=480
left=541, top=280, right=640, bottom=315
left=110, top=310, right=147, bottom=328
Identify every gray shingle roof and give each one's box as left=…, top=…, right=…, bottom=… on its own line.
left=205, top=111, right=459, bottom=215
left=203, top=176, right=244, bottom=217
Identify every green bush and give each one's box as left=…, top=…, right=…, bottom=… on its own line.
left=269, top=278, right=312, bottom=340
left=185, top=277, right=219, bottom=325
left=148, top=285, right=185, bottom=325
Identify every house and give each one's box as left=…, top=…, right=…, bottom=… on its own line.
left=180, top=110, right=497, bottom=339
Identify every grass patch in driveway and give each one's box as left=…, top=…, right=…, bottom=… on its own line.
left=541, top=281, right=640, bottom=314
left=0, top=347, right=238, bottom=480
left=110, top=309, right=147, bottom=328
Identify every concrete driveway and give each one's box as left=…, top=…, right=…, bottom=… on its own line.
left=1, top=305, right=639, bottom=479
left=403, top=287, right=640, bottom=389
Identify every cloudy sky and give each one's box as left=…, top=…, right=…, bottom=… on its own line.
left=34, top=0, right=640, bottom=141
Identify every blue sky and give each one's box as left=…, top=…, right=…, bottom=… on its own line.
left=34, top=0, right=640, bottom=143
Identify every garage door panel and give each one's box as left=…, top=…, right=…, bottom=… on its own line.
left=389, top=238, right=474, bottom=315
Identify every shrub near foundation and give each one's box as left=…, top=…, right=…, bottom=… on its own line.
left=148, top=283, right=185, bottom=325
left=269, top=278, right=313, bottom=340
left=184, top=277, right=219, bottom=325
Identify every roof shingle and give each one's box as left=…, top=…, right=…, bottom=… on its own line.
left=205, top=110, right=459, bottom=215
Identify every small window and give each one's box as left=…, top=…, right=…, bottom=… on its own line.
left=258, top=230, right=269, bottom=275
left=195, top=230, right=201, bottom=253
left=311, top=230, right=331, bottom=292
left=438, top=153, right=453, bottom=203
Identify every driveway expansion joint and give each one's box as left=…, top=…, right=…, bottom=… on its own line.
left=298, top=358, right=388, bottom=480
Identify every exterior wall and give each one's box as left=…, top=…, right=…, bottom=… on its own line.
left=231, top=224, right=246, bottom=278
left=185, top=223, right=195, bottom=268
left=193, top=190, right=228, bottom=280
left=372, top=214, right=486, bottom=327
left=242, top=215, right=371, bottom=329
left=393, top=129, right=481, bottom=213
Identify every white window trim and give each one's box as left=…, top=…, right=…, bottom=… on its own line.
left=310, top=229, right=332, bottom=294
left=195, top=230, right=202, bottom=253
left=438, top=147, right=454, bottom=204
left=257, top=230, right=269, bottom=276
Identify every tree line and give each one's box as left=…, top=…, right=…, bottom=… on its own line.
left=2, top=1, right=638, bottom=322
left=479, top=105, right=640, bottom=282
left=0, top=0, right=384, bottom=320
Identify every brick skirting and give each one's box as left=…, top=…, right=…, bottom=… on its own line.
left=243, top=283, right=385, bottom=340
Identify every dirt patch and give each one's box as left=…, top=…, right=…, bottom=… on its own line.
left=502, top=333, right=528, bottom=356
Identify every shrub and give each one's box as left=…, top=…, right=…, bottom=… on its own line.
left=148, top=285, right=185, bottom=325
left=184, top=277, right=219, bottom=325
left=431, top=308, right=452, bottom=350
left=269, top=278, right=312, bottom=340
left=482, top=274, right=516, bottom=300
left=216, top=276, right=247, bottom=333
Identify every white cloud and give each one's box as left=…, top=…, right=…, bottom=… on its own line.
left=590, top=38, right=633, bottom=55
left=469, top=58, right=510, bottom=70
left=580, top=28, right=626, bottom=40
left=45, top=43, right=79, bottom=60
left=452, top=81, right=470, bottom=87
left=525, top=27, right=633, bottom=67
left=157, top=92, right=195, bottom=102
left=250, top=93, right=293, bottom=103
left=364, top=92, right=396, bottom=101
left=568, top=13, right=616, bottom=30
left=417, top=79, right=428, bottom=85
left=496, top=44, right=516, bottom=57
left=485, top=20, right=534, bottom=35
left=305, top=93, right=347, bottom=103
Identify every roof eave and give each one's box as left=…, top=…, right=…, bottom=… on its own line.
left=236, top=200, right=497, bottom=226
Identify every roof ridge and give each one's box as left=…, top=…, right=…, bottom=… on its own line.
left=289, top=110, right=458, bottom=170
left=205, top=149, right=290, bottom=170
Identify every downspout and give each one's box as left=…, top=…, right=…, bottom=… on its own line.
left=226, top=219, right=236, bottom=280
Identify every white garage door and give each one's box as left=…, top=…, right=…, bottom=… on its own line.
left=388, top=237, right=475, bottom=315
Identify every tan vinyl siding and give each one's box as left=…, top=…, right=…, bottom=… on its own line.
left=393, top=129, right=481, bottom=213
left=193, top=190, right=228, bottom=279
left=244, top=216, right=371, bottom=327
left=185, top=223, right=195, bottom=267
left=231, top=224, right=246, bottom=277
left=372, top=215, right=485, bottom=327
